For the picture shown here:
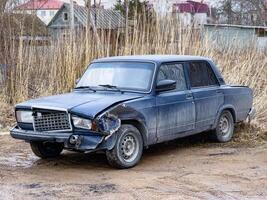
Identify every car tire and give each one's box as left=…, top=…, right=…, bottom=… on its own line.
left=30, top=141, right=64, bottom=158
left=212, top=110, right=234, bottom=142
left=106, top=124, right=143, bottom=169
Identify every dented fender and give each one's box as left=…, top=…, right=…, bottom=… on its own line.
left=98, top=132, right=118, bottom=151
left=95, top=103, right=148, bottom=145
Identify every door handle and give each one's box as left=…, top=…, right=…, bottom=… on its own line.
left=186, top=93, right=193, bottom=100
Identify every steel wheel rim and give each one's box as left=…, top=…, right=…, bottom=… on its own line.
left=119, top=133, right=139, bottom=163
left=219, top=115, right=231, bottom=136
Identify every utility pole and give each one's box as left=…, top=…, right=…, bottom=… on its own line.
left=240, top=1, right=244, bottom=25
left=226, top=0, right=233, bottom=24
left=86, top=0, right=100, bottom=47
left=86, top=0, right=91, bottom=28
left=70, top=0, right=75, bottom=30
left=125, top=0, right=129, bottom=46
left=94, top=0, right=97, bottom=27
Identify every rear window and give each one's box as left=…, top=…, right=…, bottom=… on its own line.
left=188, top=62, right=218, bottom=88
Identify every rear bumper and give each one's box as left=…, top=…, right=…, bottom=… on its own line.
left=247, top=107, right=256, bottom=122
left=10, top=126, right=116, bottom=152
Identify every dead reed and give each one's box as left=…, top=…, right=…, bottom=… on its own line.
left=0, top=14, right=266, bottom=130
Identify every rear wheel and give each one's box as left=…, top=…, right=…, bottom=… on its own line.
left=106, top=124, right=143, bottom=169
left=212, top=110, right=234, bottom=142
left=30, top=141, right=64, bottom=158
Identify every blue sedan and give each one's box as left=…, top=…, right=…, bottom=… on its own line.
left=10, top=55, right=255, bottom=168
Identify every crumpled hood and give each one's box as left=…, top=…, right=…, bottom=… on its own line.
left=16, top=91, right=143, bottom=118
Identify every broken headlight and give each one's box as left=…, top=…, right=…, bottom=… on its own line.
left=97, top=113, right=121, bottom=135
left=72, top=116, right=92, bottom=130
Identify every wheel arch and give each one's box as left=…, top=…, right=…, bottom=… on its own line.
left=121, top=119, right=148, bottom=147
left=224, top=108, right=236, bottom=123
left=213, top=105, right=237, bottom=129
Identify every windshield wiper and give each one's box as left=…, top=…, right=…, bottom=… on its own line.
left=74, top=86, right=96, bottom=92
left=98, top=84, right=122, bottom=92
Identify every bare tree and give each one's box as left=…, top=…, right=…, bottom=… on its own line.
left=216, top=0, right=266, bottom=26
left=0, top=0, right=9, bottom=13
left=247, top=0, right=266, bottom=26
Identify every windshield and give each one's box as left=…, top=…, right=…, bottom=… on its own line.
left=76, top=62, right=155, bottom=92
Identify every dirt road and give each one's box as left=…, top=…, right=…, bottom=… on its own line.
left=0, top=132, right=266, bottom=200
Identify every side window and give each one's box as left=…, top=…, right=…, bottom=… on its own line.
left=157, top=63, right=186, bottom=91
left=188, top=62, right=218, bottom=88
left=50, top=11, right=55, bottom=16
left=41, top=10, right=46, bottom=17
left=63, top=12, right=69, bottom=21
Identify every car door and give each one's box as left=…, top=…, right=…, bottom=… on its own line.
left=156, top=63, right=196, bottom=142
left=187, top=61, right=224, bottom=129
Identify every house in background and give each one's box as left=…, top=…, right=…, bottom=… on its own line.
left=14, top=0, right=64, bottom=25
left=0, top=13, right=49, bottom=43
left=48, top=3, right=125, bottom=39
left=203, top=24, right=267, bottom=50
left=172, top=1, right=210, bottom=26
left=147, top=0, right=210, bottom=15
left=0, top=13, right=49, bottom=85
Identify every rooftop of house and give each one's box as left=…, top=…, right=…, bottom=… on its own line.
left=172, top=0, right=209, bottom=14
left=204, top=24, right=267, bottom=30
left=48, top=3, right=125, bottom=29
left=16, top=0, right=64, bottom=10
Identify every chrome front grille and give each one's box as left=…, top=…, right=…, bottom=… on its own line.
left=33, top=110, right=71, bottom=132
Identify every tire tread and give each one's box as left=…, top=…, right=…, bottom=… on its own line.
left=106, top=124, right=143, bottom=169
left=211, top=110, right=234, bottom=143
left=30, top=142, right=63, bottom=159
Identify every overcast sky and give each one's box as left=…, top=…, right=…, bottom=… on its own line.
left=13, top=0, right=220, bottom=9
left=62, top=0, right=220, bottom=8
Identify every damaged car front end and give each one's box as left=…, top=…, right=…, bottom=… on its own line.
left=68, top=110, right=122, bottom=152
left=11, top=105, right=123, bottom=153
left=10, top=60, right=156, bottom=168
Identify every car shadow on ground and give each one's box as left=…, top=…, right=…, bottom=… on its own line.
left=31, top=131, right=214, bottom=170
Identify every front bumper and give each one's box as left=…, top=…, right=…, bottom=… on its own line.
left=10, top=126, right=72, bottom=142
left=10, top=126, right=116, bottom=152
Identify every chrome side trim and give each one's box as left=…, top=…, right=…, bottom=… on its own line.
left=247, top=107, right=256, bottom=123
left=31, top=105, right=68, bottom=112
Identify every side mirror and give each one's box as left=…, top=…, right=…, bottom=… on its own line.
left=156, top=79, right=176, bottom=92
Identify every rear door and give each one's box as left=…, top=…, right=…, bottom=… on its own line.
left=186, top=61, right=224, bottom=128
left=156, top=63, right=196, bottom=142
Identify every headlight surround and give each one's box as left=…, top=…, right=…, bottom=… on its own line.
left=72, top=116, right=92, bottom=130
left=16, top=110, right=33, bottom=123
left=97, top=113, right=121, bottom=135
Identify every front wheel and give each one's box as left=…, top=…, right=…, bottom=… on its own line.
left=30, top=141, right=64, bottom=158
left=212, top=110, right=234, bottom=142
left=106, top=124, right=143, bottom=169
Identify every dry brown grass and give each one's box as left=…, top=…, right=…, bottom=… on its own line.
left=0, top=99, right=13, bottom=130
left=230, top=123, right=267, bottom=146
left=0, top=15, right=266, bottom=136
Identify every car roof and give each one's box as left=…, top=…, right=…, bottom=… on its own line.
left=93, top=55, right=211, bottom=63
